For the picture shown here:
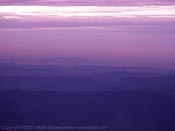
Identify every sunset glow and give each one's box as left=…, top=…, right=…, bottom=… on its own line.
left=0, top=5, right=174, bottom=18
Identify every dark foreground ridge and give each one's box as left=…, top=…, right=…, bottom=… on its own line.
left=0, top=90, right=175, bottom=131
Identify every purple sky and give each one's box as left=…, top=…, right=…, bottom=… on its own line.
left=0, top=0, right=174, bottom=68
left=0, top=0, right=174, bottom=6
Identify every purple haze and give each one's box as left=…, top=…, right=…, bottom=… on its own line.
left=0, top=0, right=174, bottom=69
